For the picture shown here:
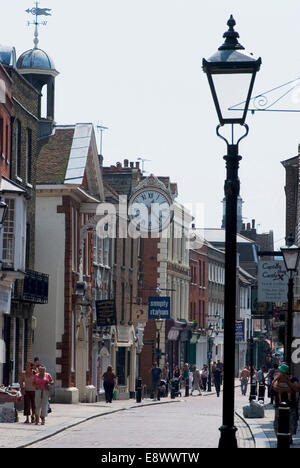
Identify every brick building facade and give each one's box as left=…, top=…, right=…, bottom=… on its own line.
left=34, top=123, right=104, bottom=403
left=102, top=160, right=142, bottom=399
left=0, top=45, right=49, bottom=386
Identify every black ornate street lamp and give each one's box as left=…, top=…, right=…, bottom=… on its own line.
left=203, top=15, right=261, bottom=449
left=281, top=240, right=300, bottom=368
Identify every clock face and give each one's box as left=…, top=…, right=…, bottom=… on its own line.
left=129, top=188, right=172, bottom=233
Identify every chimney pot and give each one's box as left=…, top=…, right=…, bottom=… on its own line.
left=247, top=223, right=251, bottom=230
left=130, top=162, right=134, bottom=168
left=124, top=159, right=129, bottom=167
left=136, top=161, right=140, bottom=169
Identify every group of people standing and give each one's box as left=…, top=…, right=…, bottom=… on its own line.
left=240, top=362, right=300, bottom=444
left=20, top=357, right=54, bottom=426
left=151, top=361, right=223, bottom=399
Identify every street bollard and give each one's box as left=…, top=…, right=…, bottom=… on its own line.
left=136, top=377, right=142, bottom=404
left=185, top=379, right=189, bottom=397
left=249, top=382, right=257, bottom=401
left=258, top=383, right=265, bottom=403
left=171, top=380, right=175, bottom=399
left=277, top=402, right=291, bottom=449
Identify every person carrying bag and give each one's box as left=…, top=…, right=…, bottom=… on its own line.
left=33, top=366, right=54, bottom=425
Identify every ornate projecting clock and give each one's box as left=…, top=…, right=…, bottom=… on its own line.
left=129, top=174, right=173, bottom=234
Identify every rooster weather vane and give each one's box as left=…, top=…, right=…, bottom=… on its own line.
left=26, top=2, right=52, bottom=48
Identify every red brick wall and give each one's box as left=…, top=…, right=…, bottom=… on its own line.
left=0, top=66, right=12, bottom=179
left=56, top=196, right=79, bottom=388
left=138, top=237, right=159, bottom=387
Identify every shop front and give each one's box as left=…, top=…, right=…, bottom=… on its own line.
left=112, top=325, right=137, bottom=399
left=166, top=320, right=186, bottom=375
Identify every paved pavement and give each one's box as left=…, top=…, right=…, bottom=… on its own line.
left=0, top=379, right=298, bottom=448
left=236, top=402, right=300, bottom=449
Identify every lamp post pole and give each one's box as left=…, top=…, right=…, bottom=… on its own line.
left=219, top=138, right=242, bottom=448
left=286, top=275, right=294, bottom=368
left=281, top=240, right=300, bottom=370
left=202, top=16, right=261, bottom=449
left=157, top=327, right=161, bottom=367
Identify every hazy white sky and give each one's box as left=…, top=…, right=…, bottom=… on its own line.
left=3, top=0, right=300, bottom=248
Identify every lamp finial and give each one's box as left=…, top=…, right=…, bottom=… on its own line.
left=218, top=15, right=245, bottom=51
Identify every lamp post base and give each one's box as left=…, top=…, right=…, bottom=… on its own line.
left=218, top=425, right=238, bottom=449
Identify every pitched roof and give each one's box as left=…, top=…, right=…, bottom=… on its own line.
left=37, top=126, right=75, bottom=183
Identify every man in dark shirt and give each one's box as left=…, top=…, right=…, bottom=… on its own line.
left=151, top=362, right=162, bottom=401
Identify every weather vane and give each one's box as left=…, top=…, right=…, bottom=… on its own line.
left=26, top=2, right=52, bottom=49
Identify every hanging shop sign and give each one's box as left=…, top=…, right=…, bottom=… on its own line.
left=148, top=296, right=170, bottom=319
left=235, top=321, right=245, bottom=342
left=96, top=300, right=116, bottom=327
left=258, top=260, right=288, bottom=303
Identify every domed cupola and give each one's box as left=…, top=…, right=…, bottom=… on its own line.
left=16, top=4, right=59, bottom=138
left=17, top=47, right=56, bottom=72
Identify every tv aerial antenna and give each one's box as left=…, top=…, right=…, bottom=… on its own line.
left=96, top=125, right=109, bottom=156
left=137, top=157, right=151, bottom=174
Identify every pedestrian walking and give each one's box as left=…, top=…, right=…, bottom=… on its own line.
left=239, top=366, right=250, bottom=396
left=102, top=365, right=117, bottom=403
left=189, top=370, right=193, bottom=394
left=257, top=365, right=266, bottom=385
left=201, top=365, right=208, bottom=391
left=33, top=356, right=42, bottom=371
left=182, top=363, right=190, bottom=384
left=272, top=365, right=300, bottom=445
left=20, top=362, right=36, bottom=424
left=267, top=363, right=279, bottom=404
left=173, top=365, right=181, bottom=379
left=32, top=356, right=52, bottom=414
left=151, top=362, right=162, bottom=401
left=191, top=365, right=202, bottom=396
left=162, top=364, right=170, bottom=396
left=33, top=366, right=54, bottom=425
left=216, top=360, right=224, bottom=385
left=212, top=362, right=222, bottom=397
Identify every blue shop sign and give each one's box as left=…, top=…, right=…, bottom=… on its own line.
left=148, top=296, right=170, bottom=319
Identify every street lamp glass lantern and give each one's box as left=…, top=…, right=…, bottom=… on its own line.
left=281, top=244, right=300, bottom=272
left=202, top=15, right=261, bottom=126
left=155, top=317, right=164, bottom=333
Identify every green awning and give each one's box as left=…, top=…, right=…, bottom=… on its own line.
left=190, top=334, right=198, bottom=345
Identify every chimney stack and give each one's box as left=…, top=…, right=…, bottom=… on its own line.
left=124, top=159, right=129, bottom=168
